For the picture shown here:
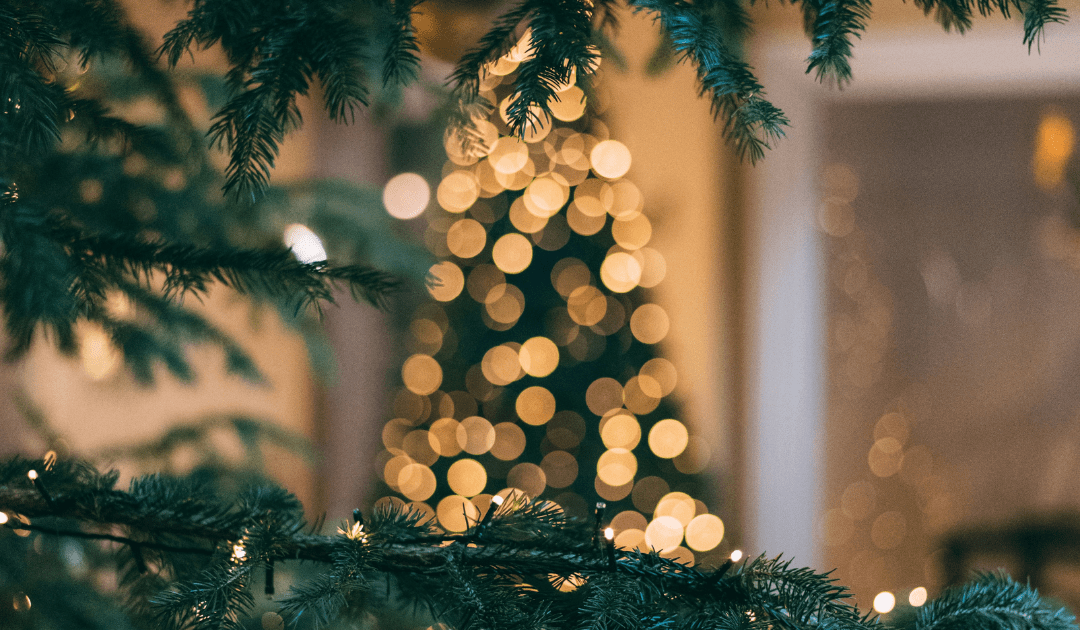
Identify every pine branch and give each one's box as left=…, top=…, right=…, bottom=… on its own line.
left=917, top=572, right=1077, bottom=630
left=1021, top=0, right=1068, bottom=52
left=805, top=0, right=873, bottom=84
left=380, top=0, right=423, bottom=88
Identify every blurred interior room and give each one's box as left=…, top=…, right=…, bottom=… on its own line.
left=5, top=0, right=1080, bottom=620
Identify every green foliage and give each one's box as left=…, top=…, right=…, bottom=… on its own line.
left=1, top=458, right=1076, bottom=630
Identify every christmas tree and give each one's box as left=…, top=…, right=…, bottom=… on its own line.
left=1, top=0, right=1078, bottom=629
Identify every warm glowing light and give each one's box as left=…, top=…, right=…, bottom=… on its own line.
left=525, top=176, right=569, bottom=217
left=491, top=494, right=505, bottom=506
left=283, top=223, right=327, bottom=264
left=873, top=591, right=896, bottom=614
left=403, top=430, right=439, bottom=466
left=489, top=136, right=530, bottom=174
left=868, top=437, right=904, bottom=477
left=639, top=358, right=677, bottom=398
left=567, top=200, right=607, bottom=235
left=622, top=376, right=660, bottom=415
left=730, top=549, right=743, bottom=562
left=1034, top=112, right=1075, bottom=189
left=484, top=283, right=525, bottom=324
left=516, top=386, right=557, bottom=425
left=427, top=418, right=462, bottom=457
left=509, top=196, right=548, bottom=233
left=551, top=258, right=591, bottom=296
left=519, top=336, right=559, bottom=377
left=26, top=470, right=37, bottom=480
left=655, top=492, right=697, bottom=526
left=644, top=515, right=684, bottom=552
left=383, top=173, right=431, bottom=219
left=566, top=285, right=607, bottom=326
left=492, top=233, right=533, bottom=274
left=604, top=527, right=615, bottom=541
left=232, top=543, right=247, bottom=560
left=427, top=261, right=465, bottom=301
left=637, top=247, right=667, bottom=288
left=401, top=354, right=443, bottom=396
left=540, top=450, right=578, bottom=488
left=600, top=252, right=643, bottom=293
left=457, top=416, right=496, bottom=455
left=597, top=448, right=637, bottom=487
left=590, top=140, right=632, bottom=179
left=447, top=459, right=487, bottom=497
left=437, top=495, right=479, bottom=532
left=490, top=422, right=527, bottom=460
left=685, top=514, right=725, bottom=551
left=481, top=344, right=524, bottom=385
left=446, top=218, right=487, bottom=259
left=615, top=528, right=647, bottom=551
left=601, top=413, right=641, bottom=450
left=630, top=303, right=670, bottom=344
left=80, top=323, right=120, bottom=381
left=586, top=378, right=624, bottom=416
left=507, top=462, right=546, bottom=497
left=437, top=171, right=481, bottom=212
left=909, top=587, right=928, bottom=607
left=609, top=180, right=643, bottom=218
left=648, top=419, right=689, bottom=459
left=13, top=592, right=30, bottom=611
left=548, top=87, right=587, bottom=122
left=0, top=513, right=7, bottom=525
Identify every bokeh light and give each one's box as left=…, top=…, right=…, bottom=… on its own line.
left=383, top=172, right=431, bottom=219
left=685, top=514, right=725, bottom=551
left=447, top=459, right=487, bottom=497
left=427, top=261, right=465, bottom=302
left=873, top=592, right=896, bottom=614
left=283, top=223, right=327, bottom=264
left=401, top=354, right=442, bottom=396
left=648, top=419, right=689, bottom=459
left=492, top=233, right=533, bottom=273
left=591, top=140, right=632, bottom=179
left=516, top=386, right=557, bottom=425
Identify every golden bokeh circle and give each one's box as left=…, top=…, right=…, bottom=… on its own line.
left=644, top=515, right=684, bottom=552
left=446, top=218, right=487, bottom=259
left=622, top=377, right=660, bottom=415
left=567, top=285, right=607, bottom=326
left=611, top=214, right=652, bottom=250
left=509, top=196, right=549, bottom=233
left=383, top=172, right=431, bottom=220
left=507, top=462, right=547, bottom=497
left=595, top=475, right=634, bottom=501
left=639, top=358, right=677, bottom=398
left=447, top=459, right=488, bottom=497
left=427, top=261, right=465, bottom=302
left=516, top=386, right=557, bottom=426
left=467, top=264, right=505, bottom=302
left=590, top=140, right=632, bottom=179
left=597, top=448, right=637, bottom=487
left=437, top=170, right=480, bottom=213
left=492, top=233, right=533, bottom=274
left=490, top=422, right=527, bottom=461
left=519, top=336, right=560, bottom=377
left=611, top=510, right=648, bottom=534
left=402, top=354, right=442, bottom=396
left=637, top=247, right=667, bottom=288
left=402, top=429, right=439, bottom=466
left=427, top=417, right=462, bottom=457
left=398, top=463, right=437, bottom=501
left=648, top=419, right=689, bottom=459
left=600, top=252, right=642, bottom=293
left=601, top=413, right=641, bottom=450
left=868, top=437, right=904, bottom=477
left=541, top=450, right=579, bottom=488
left=548, top=86, right=587, bottom=122
left=437, top=495, right=479, bottom=532
left=481, top=344, right=523, bottom=385
left=586, top=378, right=624, bottom=416
left=489, top=136, right=530, bottom=174
left=630, top=304, right=670, bottom=344
left=614, top=528, right=648, bottom=551
left=457, top=416, right=496, bottom=455
left=632, top=476, right=670, bottom=514
left=655, top=491, right=697, bottom=526
left=552, top=258, right=592, bottom=297
left=484, top=283, right=525, bottom=324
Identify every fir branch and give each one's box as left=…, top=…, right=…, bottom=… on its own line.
left=1021, top=0, right=1068, bottom=52
left=630, top=0, right=788, bottom=163
left=380, top=0, right=423, bottom=88
left=917, top=572, right=1077, bottom=630
left=805, top=0, right=873, bottom=84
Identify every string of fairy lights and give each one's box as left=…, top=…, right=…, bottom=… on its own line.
left=372, top=31, right=731, bottom=567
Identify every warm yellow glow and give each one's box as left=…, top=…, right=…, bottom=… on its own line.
left=509, top=196, right=548, bottom=233
left=644, top=515, right=683, bottom=552
left=604, top=527, right=615, bottom=541
left=730, top=549, right=743, bottom=562
left=492, top=233, right=533, bottom=274
left=654, top=492, right=696, bottom=526
left=489, top=136, right=530, bottom=174
left=0, top=512, right=7, bottom=525
left=525, top=176, right=569, bottom=217
left=403, top=430, right=438, bottom=466
left=467, top=265, right=505, bottom=304
left=232, top=543, right=246, bottom=561
left=614, top=528, right=647, bottom=551
left=519, top=336, right=559, bottom=377
left=427, top=418, right=462, bottom=457
left=401, top=354, right=442, bottom=396
left=490, top=422, right=527, bottom=461
left=383, top=454, right=412, bottom=490
left=873, top=592, right=896, bottom=614
left=437, top=171, right=480, bottom=212
left=427, top=261, right=464, bottom=301
left=541, top=450, right=578, bottom=488
left=447, top=459, right=487, bottom=497
left=648, top=419, right=689, bottom=459
left=600, top=252, right=643, bottom=293
left=567, top=285, right=607, bottom=326
left=637, top=247, right=667, bottom=288
left=507, top=462, right=546, bottom=497
left=622, top=377, right=660, bottom=415
left=446, top=218, right=487, bottom=259
left=630, top=304, right=670, bottom=344
left=574, top=179, right=614, bottom=215
left=597, top=448, right=637, bottom=487
left=609, top=180, right=643, bottom=218
left=484, top=283, right=525, bottom=325
left=398, top=463, right=437, bottom=501
left=383, top=172, right=431, bottom=219
left=631, top=476, right=670, bottom=513
left=80, top=323, right=120, bottom=381
left=685, top=514, right=725, bottom=551
left=567, top=200, right=607, bottom=235
left=547, top=86, right=587, bottom=122
left=595, top=475, right=633, bottom=501
left=909, top=587, right=928, bottom=607
left=551, top=258, right=591, bottom=296
left=437, top=495, right=479, bottom=532
left=586, top=378, right=624, bottom=416
left=13, top=592, right=31, bottom=611
left=590, top=140, right=632, bottom=179
left=601, top=413, right=641, bottom=450
left=282, top=223, right=327, bottom=264
left=495, top=157, right=536, bottom=190
left=611, top=214, right=652, bottom=251
left=516, top=386, right=557, bottom=426
left=491, top=494, right=505, bottom=506
left=868, top=437, right=904, bottom=477
left=639, top=359, right=677, bottom=398
left=481, top=344, right=524, bottom=385
left=1034, top=112, right=1075, bottom=190
left=26, top=470, right=37, bottom=480
left=456, top=416, right=496, bottom=455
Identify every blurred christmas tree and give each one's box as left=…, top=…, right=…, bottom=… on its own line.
left=377, top=34, right=727, bottom=567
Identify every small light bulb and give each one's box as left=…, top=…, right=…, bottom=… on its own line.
left=604, top=527, right=614, bottom=541
left=26, top=470, right=37, bottom=480
left=491, top=495, right=505, bottom=506
left=730, top=549, right=743, bottom=562
left=0, top=512, right=8, bottom=525
left=232, top=544, right=246, bottom=560
left=873, top=591, right=896, bottom=614
left=909, top=586, right=928, bottom=607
